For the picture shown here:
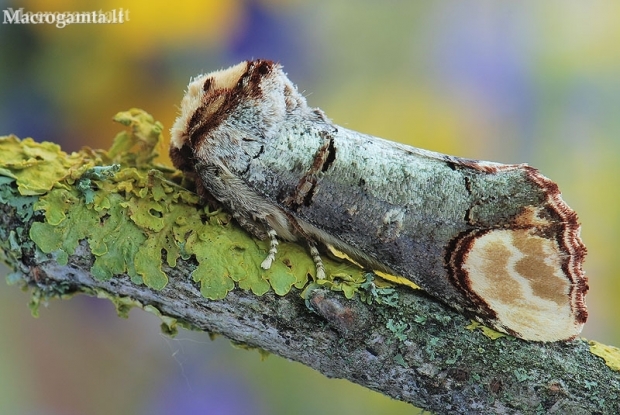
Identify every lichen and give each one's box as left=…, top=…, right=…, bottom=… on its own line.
left=0, top=135, right=99, bottom=196
left=358, top=274, right=399, bottom=306
left=386, top=318, right=409, bottom=342
left=589, top=340, right=620, bottom=371
left=230, top=340, right=271, bottom=361
left=465, top=321, right=507, bottom=340
left=91, top=288, right=194, bottom=337
left=0, top=109, right=366, bottom=301
left=27, top=279, right=74, bottom=317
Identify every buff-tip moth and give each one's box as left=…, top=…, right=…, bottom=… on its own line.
left=170, top=60, right=588, bottom=342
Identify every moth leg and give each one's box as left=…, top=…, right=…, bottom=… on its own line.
left=308, top=242, right=326, bottom=280
left=261, top=229, right=279, bottom=270
left=231, top=212, right=279, bottom=270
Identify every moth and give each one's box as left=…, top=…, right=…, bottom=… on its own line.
left=170, top=60, right=588, bottom=341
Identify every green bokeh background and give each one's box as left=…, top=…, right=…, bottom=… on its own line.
left=1, top=1, right=619, bottom=414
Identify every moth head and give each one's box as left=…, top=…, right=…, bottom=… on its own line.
left=170, top=60, right=302, bottom=172
left=170, top=61, right=246, bottom=152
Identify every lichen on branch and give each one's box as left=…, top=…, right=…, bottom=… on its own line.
left=3, top=109, right=366, bottom=298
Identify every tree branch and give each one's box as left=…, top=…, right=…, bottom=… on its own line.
left=1, top=124, right=619, bottom=414
left=2, top=188, right=619, bottom=414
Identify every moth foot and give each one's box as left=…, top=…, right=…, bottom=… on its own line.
left=308, top=242, right=326, bottom=279
left=261, top=229, right=279, bottom=270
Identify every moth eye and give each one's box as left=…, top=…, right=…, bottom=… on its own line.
left=203, top=78, right=212, bottom=92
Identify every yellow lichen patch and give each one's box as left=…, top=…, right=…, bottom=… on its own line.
left=326, top=244, right=364, bottom=268
left=325, top=244, right=420, bottom=290
left=0, top=135, right=97, bottom=196
left=463, top=229, right=578, bottom=341
left=465, top=321, right=506, bottom=340
left=108, top=109, right=165, bottom=167
left=373, top=270, right=420, bottom=290
left=589, top=340, right=620, bottom=371
left=143, top=305, right=181, bottom=337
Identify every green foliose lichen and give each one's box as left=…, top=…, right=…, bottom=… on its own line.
left=0, top=108, right=365, bottom=300
left=0, top=135, right=100, bottom=196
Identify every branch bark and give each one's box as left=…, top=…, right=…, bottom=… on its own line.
left=1, top=168, right=619, bottom=415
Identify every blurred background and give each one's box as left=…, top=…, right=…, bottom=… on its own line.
left=1, top=0, right=619, bottom=414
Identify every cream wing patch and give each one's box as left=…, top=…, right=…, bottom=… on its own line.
left=462, top=229, right=578, bottom=341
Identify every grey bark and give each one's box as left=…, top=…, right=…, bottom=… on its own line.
left=1, top=194, right=619, bottom=415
